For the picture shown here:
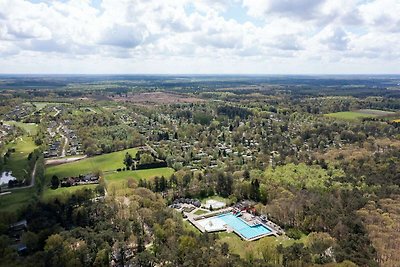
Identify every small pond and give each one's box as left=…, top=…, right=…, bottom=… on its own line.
left=0, top=171, right=17, bottom=185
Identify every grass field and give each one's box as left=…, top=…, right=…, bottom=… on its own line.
left=325, top=109, right=395, bottom=121
left=31, top=101, right=69, bottom=111
left=4, top=121, right=38, bottom=135
left=0, top=188, right=35, bottom=213
left=217, top=232, right=307, bottom=259
left=193, top=209, right=209, bottom=215
left=45, top=148, right=138, bottom=180
left=42, top=184, right=97, bottom=202
left=3, top=136, right=38, bottom=180
left=105, top=167, right=175, bottom=187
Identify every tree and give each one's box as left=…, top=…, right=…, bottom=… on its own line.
left=51, top=175, right=59, bottom=189
left=250, top=179, right=260, bottom=201
left=123, top=152, right=133, bottom=169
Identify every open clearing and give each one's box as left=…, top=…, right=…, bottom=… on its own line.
left=42, top=184, right=97, bottom=202
left=4, top=121, right=38, bottom=135
left=105, top=167, right=175, bottom=187
left=31, top=101, right=69, bottom=111
left=325, top=109, right=395, bottom=121
left=3, top=136, right=38, bottom=180
left=45, top=148, right=138, bottom=180
left=218, top=232, right=307, bottom=259
left=0, top=187, right=35, bottom=213
left=42, top=167, right=174, bottom=201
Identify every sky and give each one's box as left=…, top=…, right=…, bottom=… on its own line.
left=0, top=0, right=399, bottom=74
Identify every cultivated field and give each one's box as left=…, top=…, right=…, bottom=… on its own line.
left=45, top=148, right=138, bottom=180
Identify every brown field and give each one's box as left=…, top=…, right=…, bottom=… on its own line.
left=316, top=138, right=400, bottom=162
left=112, top=92, right=204, bottom=104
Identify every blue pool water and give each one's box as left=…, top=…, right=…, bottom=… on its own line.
left=218, top=213, right=271, bottom=239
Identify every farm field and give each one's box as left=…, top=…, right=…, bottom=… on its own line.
left=325, top=109, right=395, bottom=121
left=45, top=147, right=138, bottom=180
left=105, top=167, right=175, bottom=188
left=3, top=135, right=38, bottom=180
left=4, top=121, right=38, bottom=135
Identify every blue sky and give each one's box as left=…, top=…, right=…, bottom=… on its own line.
left=0, top=0, right=399, bottom=74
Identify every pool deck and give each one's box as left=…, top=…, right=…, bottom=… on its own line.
left=186, top=208, right=281, bottom=241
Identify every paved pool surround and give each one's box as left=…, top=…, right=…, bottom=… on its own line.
left=188, top=209, right=278, bottom=241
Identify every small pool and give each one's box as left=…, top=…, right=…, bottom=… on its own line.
left=218, top=213, right=271, bottom=239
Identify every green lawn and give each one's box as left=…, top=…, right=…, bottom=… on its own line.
left=31, top=102, right=69, bottom=111
left=193, top=209, right=209, bottom=215
left=105, top=167, right=175, bottom=187
left=45, top=148, right=139, bottom=180
left=325, top=111, right=376, bottom=121
left=4, top=121, right=38, bottom=135
left=217, top=232, right=307, bottom=259
left=0, top=188, right=36, bottom=213
left=3, top=136, right=38, bottom=180
left=42, top=184, right=97, bottom=202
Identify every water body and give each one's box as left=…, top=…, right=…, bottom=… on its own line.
left=0, top=171, right=17, bottom=185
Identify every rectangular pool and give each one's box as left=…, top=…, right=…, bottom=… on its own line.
left=218, top=213, right=271, bottom=240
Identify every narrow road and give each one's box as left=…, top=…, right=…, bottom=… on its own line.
left=56, top=123, right=68, bottom=158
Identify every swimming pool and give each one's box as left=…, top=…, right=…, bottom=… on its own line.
left=218, top=213, right=272, bottom=239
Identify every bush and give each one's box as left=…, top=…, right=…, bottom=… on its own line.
left=286, top=228, right=303, bottom=240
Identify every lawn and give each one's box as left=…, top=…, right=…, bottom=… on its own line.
left=42, top=184, right=97, bottom=202
left=4, top=121, right=38, bottom=135
left=45, top=148, right=138, bottom=180
left=193, top=209, right=209, bottom=215
left=31, top=101, right=69, bottom=111
left=3, top=136, right=38, bottom=180
left=105, top=167, right=175, bottom=187
left=0, top=187, right=36, bottom=213
left=325, top=111, right=376, bottom=121
left=217, top=232, right=308, bottom=259
left=325, top=109, right=395, bottom=121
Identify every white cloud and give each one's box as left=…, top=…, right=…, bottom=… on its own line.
left=0, top=0, right=398, bottom=73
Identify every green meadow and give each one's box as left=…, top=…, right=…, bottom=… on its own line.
left=45, top=148, right=138, bottom=180
left=105, top=167, right=175, bottom=187
left=4, top=121, right=38, bottom=135
left=3, top=136, right=38, bottom=180
left=0, top=188, right=36, bottom=213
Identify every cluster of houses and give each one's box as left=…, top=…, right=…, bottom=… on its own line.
left=63, top=121, right=83, bottom=156
left=4, top=105, right=34, bottom=121
left=44, top=120, right=83, bottom=158
left=170, top=198, right=202, bottom=209
left=60, top=173, right=99, bottom=187
left=0, top=123, right=12, bottom=145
